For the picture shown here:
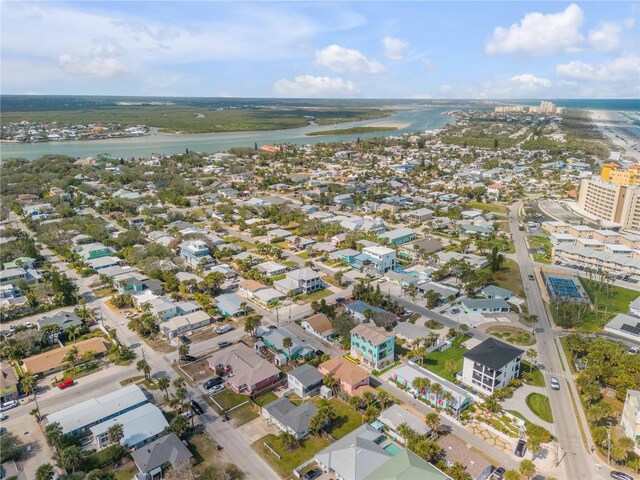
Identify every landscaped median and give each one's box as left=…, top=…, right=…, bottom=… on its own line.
left=526, top=393, right=553, bottom=423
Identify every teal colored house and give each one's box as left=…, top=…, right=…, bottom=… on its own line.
left=350, top=323, right=395, bottom=370
left=76, top=242, right=114, bottom=260
left=335, top=248, right=360, bottom=265
left=379, top=228, right=416, bottom=246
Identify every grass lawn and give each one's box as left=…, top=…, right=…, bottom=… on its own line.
left=296, top=251, right=310, bottom=259
left=492, top=259, right=525, bottom=298
left=299, top=289, right=332, bottom=303
left=107, top=462, right=138, bottom=480
left=283, top=260, right=298, bottom=268
left=521, top=360, right=545, bottom=387
left=526, top=393, right=553, bottom=423
left=119, top=375, right=144, bottom=386
left=313, top=398, right=363, bottom=439
left=419, top=338, right=468, bottom=382
left=486, top=326, right=536, bottom=346
left=210, top=389, right=249, bottom=412
left=189, top=431, right=220, bottom=476
left=576, top=278, right=640, bottom=332
left=253, top=434, right=330, bottom=479
left=254, top=391, right=279, bottom=407
left=229, top=402, right=259, bottom=426
left=532, top=253, right=552, bottom=264
left=322, top=275, right=342, bottom=287
left=463, top=201, right=508, bottom=213
left=271, top=273, right=286, bottom=281
left=395, top=338, right=410, bottom=357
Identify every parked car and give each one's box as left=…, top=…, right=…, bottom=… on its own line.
left=610, top=472, right=634, bottom=480
left=451, top=308, right=461, bottom=314
left=315, top=350, right=325, bottom=357
left=58, top=378, right=74, bottom=390
left=335, top=297, right=345, bottom=303
left=514, top=439, right=526, bottom=457
left=0, top=427, right=6, bottom=436
left=0, top=401, right=17, bottom=411
left=528, top=274, right=535, bottom=281
left=208, top=384, right=225, bottom=395
left=178, top=335, right=191, bottom=345
left=24, top=322, right=33, bottom=329
left=203, top=377, right=224, bottom=390
left=218, top=340, right=231, bottom=348
left=492, top=467, right=505, bottom=480
left=303, top=468, right=322, bottom=480
left=550, top=377, right=560, bottom=391
left=216, top=325, right=232, bottom=334
left=628, top=346, right=639, bottom=355
left=180, top=355, right=197, bottom=363
left=181, top=409, right=194, bottom=419
left=190, top=400, right=204, bottom=415
left=0, top=414, right=7, bottom=421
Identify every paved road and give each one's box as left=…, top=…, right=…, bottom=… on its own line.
left=509, top=202, right=609, bottom=480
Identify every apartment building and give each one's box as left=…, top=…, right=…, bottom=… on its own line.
left=350, top=323, right=395, bottom=370
left=577, top=165, right=640, bottom=231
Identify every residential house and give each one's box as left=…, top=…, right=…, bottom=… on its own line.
left=45, top=384, right=148, bottom=436
left=274, top=267, right=324, bottom=295
left=621, top=390, right=640, bottom=444
left=461, top=338, right=523, bottom=395
left=178, top=240, right=214, bottom=268
left=131, top=433, right=194, bottom=480
left=0, top=362, right=19, bottom=404
left=318, top=356, right=370, bottom=396
left=238, top=279, right=267, bottom=298
left=256, top=261, right=287, bottom=277
left=350, top=323, right=396, bottom=370
left=22, top=337, right=111, bottom=376
left=460, top=299, right=510, bottom=314
left=405, top=208, right=434, bottom=223
left=260, top=328, right=314, bottom=361
left=0, top=267, right=41, bottom=286
left=90, top=403, right=169, bottom=450
left=287, top=364, right=324, bottom=398
left=35, top=311, right=82, bottom=336
left=379, top=228, right=417, bottom=246
left=301, top=313, right=336, bottom=341
left=76, top=242, right=115, bottom=260
left=479, top=285, right=513, bottom=300
left=262, top=398, right=317, bottom=439
left=354, top=246, right=397, bottom=274
left=376, top=404, right=432, bottom=444
left=207, top=343, right=281, bottom=394
left=315, top=424, right=390, bottom=480
left=390, top=362, right=473, bottom=414
left=215, top=293, right=246, bottom=317
left=346, top=301, right=386, bottom=323
left=364, top=448, right=452, bottom=480
left=161, top=310, right=211, bottom=339
left=605, top=313, right=640, bottom=342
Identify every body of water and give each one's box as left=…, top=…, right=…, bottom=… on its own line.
left=0, top=105, right=454, bottom=160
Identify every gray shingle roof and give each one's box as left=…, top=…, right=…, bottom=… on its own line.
left=288, top=364, right=323, bottom=387
left=463, top=338, right=523, bottom=370
left=263, top=398, right=317, bottom=435
left=130, top=432, right=193, bottom=474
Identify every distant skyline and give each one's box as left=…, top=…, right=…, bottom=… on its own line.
left=1, top=1, right=639, bottom=99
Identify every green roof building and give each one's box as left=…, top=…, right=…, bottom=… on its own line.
left=364, top=449, right=452, bottom=480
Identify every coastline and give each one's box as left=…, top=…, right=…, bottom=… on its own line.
left=588, top=109, right=640, bottom=162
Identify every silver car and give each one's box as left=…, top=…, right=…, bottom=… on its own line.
left=550, top=377, right=560, bottom=390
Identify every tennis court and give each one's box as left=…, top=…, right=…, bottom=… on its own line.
left=544, top=273, right=590, bottom=304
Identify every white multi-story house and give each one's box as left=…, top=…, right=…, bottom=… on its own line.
left=354, top=246, right=397, bottom=274
left=461, top=338, right=523, bottom=395
left=274, top=267, right=323, bottom=295
left=621, top=390, right=640, bottom=445
left=178, top=241, right=214, bottom=268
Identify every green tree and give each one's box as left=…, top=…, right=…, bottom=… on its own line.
left=282, top=337, right=293, bottom=361
left=21, top=370, right=40, bottom=419
left=63, top=345, right=79, bottom=374
left=136, top=359, right=151, bottom=381
left=157, top=376, right=171, bottom=401
left=278, top=430, right=298, bottom=451
left=504, top=470, right=521, bottom=480
left=106, top=423, right=124, bottom=445
left=168, top=414, right=190, bottom=438
left=446, top=461, right=472, bottom=480
left=244, top=315, right=262, bottom=339
left=425, top=412, right=441, bottom=438
left=35, top=463, right=55, bottom=480
left=45, top=422, right=63, bottom=450
left=0, top=433, right=25, bottom=463
left=58, top=445, right=82, bottom=473
left=519, top=459, right=535, bottom=479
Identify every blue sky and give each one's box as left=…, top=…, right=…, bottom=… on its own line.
left=1, top=1, right=638, bottom=98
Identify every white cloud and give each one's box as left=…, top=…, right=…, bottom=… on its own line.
left=382, top=37, right=409, bottom=60
left=471, top=74, right=552, bottom=98
left=556, top=54, right=640, bottom=82
left=486, top=3, right=585, bottom=55
left=315, top=44, right=385, bottom=75
left=509, top=74, right=551, bottom=89
left=438, top=84, right=453, bottom=95
left=274, top=75, right=359, bottom=97
left=588, top=21, right=625, bottom=51
left=59, top=55, right=131, bottom=78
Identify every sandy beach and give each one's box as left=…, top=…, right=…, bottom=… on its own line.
left=588, top=109, right=640, bottom=162
left=365, top=120, right=412, bottom=129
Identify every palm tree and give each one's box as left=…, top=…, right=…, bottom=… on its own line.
left=442, top=391, right=455, bottom=413
left=157, top=377, right=170, bottom=401
left=106, top=423, right=124, bottom=446
left=35, top=463, right=55, bottom=480
left=425, top=412, right=441, bottom=439
left=282, top=337, right=293, bottom=362
left=519, top=459, right=535, bottom=480
left=363, top=404, right=380, bottom=423
left=45, top=422, right=63, bottom=450
left=348, top=395, right=362, bottom=411
left=278, top=430, right=298, bottom=451
left=59, top=445, right=82, bottom=473
left=63, top=346, right=79, bottom=374
left=178, top=343, right=190, bottom=360
left=376, top=391, right=391, bottom=410
left=525, top=348, right=537, bottom=364
left=66, top=325, right=81, bottom=342
left=244, top=315, right=262, bottom=339
left=136, top=359, right=151, bottom=381
left=361, top=391, right=376, bottom=406
left=323, top=373, right=340, bottom=394
left=430, top=383, right=444, bottom=405
left=396, top=422, right=417, bottom=445
left=21, top=370, right=40, bottom=419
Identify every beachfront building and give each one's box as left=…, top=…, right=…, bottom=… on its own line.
left=461, top=338, right=523, bottom=395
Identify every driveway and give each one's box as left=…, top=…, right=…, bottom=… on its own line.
left=236, top=416, right=278, bottom=444
left=500, top=385, right=554, bottom=431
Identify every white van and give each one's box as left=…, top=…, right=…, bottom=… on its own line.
left=216, top=325, right=232, bottom=334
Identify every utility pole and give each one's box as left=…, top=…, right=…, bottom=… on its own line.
left=607, top=421, right=611, bottom=465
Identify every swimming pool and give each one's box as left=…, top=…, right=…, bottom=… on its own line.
left=383, top=443, right=401, bottom=456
